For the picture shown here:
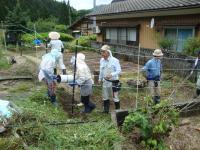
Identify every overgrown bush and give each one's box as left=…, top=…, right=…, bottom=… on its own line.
left=183, top=37, right=200, bottom=56
left=10, top=89, right=122, bottom=149
left=122, top=98, right=179, bottom=149
left=158, top=38, right=174, bottom=51
left=54, top=24, right=69, bottom=33
left=0, top=51, right=10, bottom=69
left=21, top=32, right=74, bottom=45
left=27, top=18, right=70, bottom=34
left=27, top=18, right=57, bottom=32
left=59, top=33, right=74, bottom=41
left=66, top=35, right=96, bottom=52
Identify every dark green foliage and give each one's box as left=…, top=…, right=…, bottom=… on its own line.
left=183, top=37, right=200, bottom=56
left=158, top=38, right=174, bottom=51
left=27, top=18, right=57, bottom=33
left=122, top=98, right=179, bottom=149
left=60, top=33, right=74, bottom=42
left=0, top=51, right=11, bottom=69
left=21, top=32, right=74, bottom=45
left=66, top=35, right=96, bottom=52
left=54, top=24, right=69, bottom=33
left=5, top=0, right=29, bottom=36
left=1, top=0, right=91, bottom=25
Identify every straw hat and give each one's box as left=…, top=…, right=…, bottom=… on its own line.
left=153, top=49, right=163, bottom=57
left=48, top=32, right=60, bottom=40
left=101, top=45, right=110, bottom=51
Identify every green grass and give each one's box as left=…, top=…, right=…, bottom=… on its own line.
left=0, top=51, right=10, bottom=69
left=2, top=84, right=123, bottom=149
left=9, top=83, right=32, bottom=93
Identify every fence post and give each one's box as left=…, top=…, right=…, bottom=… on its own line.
left=1, top=21, right=7, bottom=51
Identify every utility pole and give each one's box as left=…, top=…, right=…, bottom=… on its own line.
left=1, top=21, right=7, bottom=51
left=67, top=0, right=71, bottom=26
left=92, top=0, right=96, bottom=33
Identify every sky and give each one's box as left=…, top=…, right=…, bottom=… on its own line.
left=57, top=0, right=112, bottom=10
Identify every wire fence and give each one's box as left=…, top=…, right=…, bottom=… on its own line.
left=0, top=24, right=198, bottom=109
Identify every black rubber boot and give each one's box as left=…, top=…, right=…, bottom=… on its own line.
left=88, top=100, right=96, bottom=112
left=54, top=68, right=57, bottom=75
left=81, top=96, right=91, bottom=113
left=50, top=95, right=58, bottom=106
left=153, top=96, right=160, bottom=105
left=62, top=69, right=66, bottom=75
left=103, top=100, right=110, bottom=113
left=114, top=102, right=120, bottom=109
left=196, top=89, right=200, bottom=97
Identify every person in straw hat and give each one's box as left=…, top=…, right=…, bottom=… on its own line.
left=48, top=31, right=66, bottom=75
left=142, top=49, right=163, bottom=104
left=98, top=45, right=121, bottom=113
left=190, top=50, right=200, bottom=98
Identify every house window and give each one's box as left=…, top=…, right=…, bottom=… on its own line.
left=164, top=27, right=194, bottom=52
left=127, top=28, right=137, bottom=44
left=118, top=28, right=126, bottom=44
left=105, top=27, right=138, bottom=45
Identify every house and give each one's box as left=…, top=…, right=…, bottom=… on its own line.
left=69, top=16, right=93, bottom=38
left=88, top=0, right=200, bottom=52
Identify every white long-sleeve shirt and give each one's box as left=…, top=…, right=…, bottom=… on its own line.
left=38, top=54, right=56, bottom=82
left=48, top=40, right=64, bottom=52
left=99, top=56, right=121, bottom=81
left=76, top=62, right=92, bottom=85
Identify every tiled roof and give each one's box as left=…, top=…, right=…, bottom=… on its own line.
left=89, top=0, right=200, bottom=16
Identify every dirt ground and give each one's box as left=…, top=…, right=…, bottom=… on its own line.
left=1, top=49, right=200, bottom=149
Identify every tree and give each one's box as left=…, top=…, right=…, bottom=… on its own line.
left=5, top=0, right=29, bottom=41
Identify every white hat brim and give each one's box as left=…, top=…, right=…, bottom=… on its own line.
left=49, top=32, right=60, bottom=40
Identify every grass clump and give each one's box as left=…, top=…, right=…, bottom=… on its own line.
left=0, top=51, right=10, bottom=70
left=8, top=89, right=123, bottom=149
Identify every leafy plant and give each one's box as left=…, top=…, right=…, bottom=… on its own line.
left=122, top=98, right=179, bottom=149
left=54, top=24, right=69, bottom=33
left=183, top=37, right=200, bottom=56
left=0, top=51, right=10, bottom=69
left=158, top=38, right=174, bottom=51
left=27, top=18, right=57, bottom=33
left=66, top=35, right=96, bottom=52
left=21, top=32, right=74, bottom=45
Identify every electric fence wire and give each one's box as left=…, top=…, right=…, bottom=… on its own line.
left=1, top=23, right=197, bottom=108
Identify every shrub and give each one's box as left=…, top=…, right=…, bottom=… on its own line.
left=183, top=37, right=200, bottom=56
left=54, top=25, right=69, bottom=33
left=21, top=32, right=74, bottom=45
left=59, top=33, right=74, bottom=42
left=0, top=51, right=10, bottom=69
left=122, top=98, right=179, bottom=149
left=27, top=18, right=57, bottom=32
left=158, top=38, right=174, bottom=51
left=66, top=35, right=96, bottom=52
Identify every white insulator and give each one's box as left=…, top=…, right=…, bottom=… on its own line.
left=59, top=75, right=74, bottom=83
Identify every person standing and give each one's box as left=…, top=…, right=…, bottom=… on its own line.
left=71, top=53, right=96, bottom=113
left=48, top=31, right=66, bottom=75
left=38, top=49, right=61, bottom=106
left=98, top=45, right=122, bottom=113
left=190, top=51, right=200, bottom=98
left=142, top=49, right=163, bottom=104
